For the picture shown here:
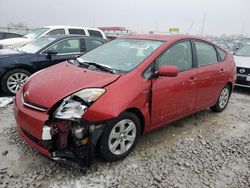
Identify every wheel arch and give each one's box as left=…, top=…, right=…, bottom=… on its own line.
left=1, top=65, right=34, bottom=80
left=226, top=81, right=233, bottom=95
left=124, top=107, right=145, bottom=135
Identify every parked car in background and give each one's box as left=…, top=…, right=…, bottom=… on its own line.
left=214, top=40, right=233, bottom=52
left=0, top=35, right=106, bottom=95
left=14, top=35, right=236, bottom=167
left=0, top=32, right=23, bottom=40
left=0, top=26, right=107, bottom=49
left=234, top=44, right=250, bottom=88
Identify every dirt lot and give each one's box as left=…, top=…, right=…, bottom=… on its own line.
left=0, top=87, right=249, bottom=188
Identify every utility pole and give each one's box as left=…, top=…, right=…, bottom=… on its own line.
left=200, top=13, right=206, bottom=36
left=241, top=23, right=245, bottom=38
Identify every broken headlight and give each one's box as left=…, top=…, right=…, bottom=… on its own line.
left=54, top=88, right=105, bottom=120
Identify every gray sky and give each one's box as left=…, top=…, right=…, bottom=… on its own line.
left=0, top=0, right=249, bottom=36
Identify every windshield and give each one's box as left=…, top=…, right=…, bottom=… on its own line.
left=235, top=45, right=250, bottom=57
left=25, top=28, right=49, bottom=39
left=18, top=37, right=57, bottom=53
left=78, top=39, right=164, bottom=72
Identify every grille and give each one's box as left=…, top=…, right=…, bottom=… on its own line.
left=237, top=67, right=250, bottom=75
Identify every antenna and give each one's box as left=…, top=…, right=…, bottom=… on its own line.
left=186, top=22, right=194, bottom=35
left=200, top=13, right=206, bottom=36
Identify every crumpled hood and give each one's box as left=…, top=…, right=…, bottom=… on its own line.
left=0, top=37, right=32, bottom=48
left=234, top=55, right=250, bottom=68
left=22, top=62, right=121, bottom=109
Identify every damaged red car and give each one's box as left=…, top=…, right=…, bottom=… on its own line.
left=14, top=35, right=236, bottom=166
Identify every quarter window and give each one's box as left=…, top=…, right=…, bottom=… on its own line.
left=157, top=41, right=193, bottom=71
left=216, top=47, right=226, bottom=61
left=47, top=29, right=65, bottom=36
left=45, top=39, right=81, bottom=54
left=69, top=29, right=86, bottom=35
left=195, top=41, right=218, bottom=66
left=88, top=30, right=103, bottom=38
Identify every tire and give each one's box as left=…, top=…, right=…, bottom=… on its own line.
left=1, top=69, right=30, bottom=95
left=210, top=85, right=231, bottom=112
left=100, top=112, right=141, bottom=162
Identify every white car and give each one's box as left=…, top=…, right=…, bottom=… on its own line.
left=0, top=26, right=107, bottom=49
left=233, top=44, right=250, bottom=88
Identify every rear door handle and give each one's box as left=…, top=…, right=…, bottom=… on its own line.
left=220, top=69, right=225, bottom=72
left=189, top=77, right=197, bottom=82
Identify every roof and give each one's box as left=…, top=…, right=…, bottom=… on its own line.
left=39, top=34, right=106, bottom=41
left=120, top=34, right=205, bottom=42
left=43, top=25, right=103, bottom=31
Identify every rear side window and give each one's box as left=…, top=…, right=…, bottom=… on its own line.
left=47, top=29, right=65, bottom=36
left=88, top=30, right=103, bottom=38
left=85, top=39, right=104, bottom=51
left=195, top=41, right=218, bottom=66
left=157, top=41, right=193, bottom=71
left=216, top=47, right=227, bottom=61
left=69, top=29, right=86, bottom=35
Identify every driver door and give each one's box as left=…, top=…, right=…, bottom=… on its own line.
left=36, top=38, right=85, bottom=70
left=151, top=40, right=197, bottom=128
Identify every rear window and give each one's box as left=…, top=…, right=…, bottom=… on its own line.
left=216, top=47, right=227, bottom=61
left=88, top=30, right=103, bottom=38
left=69, top=29, right=86, bottom=35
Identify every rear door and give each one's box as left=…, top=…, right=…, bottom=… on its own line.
left=193, top=40, right=226, bottom=111
left=151, top=40, right=197, bottom=127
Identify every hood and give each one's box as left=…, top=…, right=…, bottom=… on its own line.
left=0, top=37, right=32, bottom=48
left=0, top=49, right=25, bottom=59
left=23, top=62, right=121, bottom=109
left=234, top=55, right=250, bottom=68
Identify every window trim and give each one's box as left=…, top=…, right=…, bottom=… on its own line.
left=192, top=39, right=220, bottom=68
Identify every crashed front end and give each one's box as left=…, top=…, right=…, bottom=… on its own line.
left=14, top=87, right=105, bottom=167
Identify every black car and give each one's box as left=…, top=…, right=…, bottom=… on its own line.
left=0, top=32, right=23, bottom=40
left=0, top=35, right=106, bottom=95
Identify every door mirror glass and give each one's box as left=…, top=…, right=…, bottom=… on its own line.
left=157, top=65, right=179, bottom=77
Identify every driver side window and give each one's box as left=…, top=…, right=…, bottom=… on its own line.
left=157, top=41, right=193, bottom=71
left=45, top=39, right=81, bottom=54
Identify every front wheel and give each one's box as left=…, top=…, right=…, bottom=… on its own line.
left=210, top=85, right=231, bottom=112
left=99, top=112, right=141, bottom=161
left=1, top=69, right=30, bottom=95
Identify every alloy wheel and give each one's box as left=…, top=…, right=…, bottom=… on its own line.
left=108, top=119, right=137, bottom=155
left=7, top=73, right=29, bottom=94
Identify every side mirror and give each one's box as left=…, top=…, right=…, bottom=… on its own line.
left=157, top=65, right=179, bottom=77
left=45, top=49, right=57, bottom=59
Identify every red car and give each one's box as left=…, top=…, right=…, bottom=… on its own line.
left=14, top=35, right=236, bottom=166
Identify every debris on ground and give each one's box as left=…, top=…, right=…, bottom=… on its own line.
left=0, top=97, right=14, bottom=108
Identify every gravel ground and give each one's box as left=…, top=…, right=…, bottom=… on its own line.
left=0, top=87, right=249, bottom=188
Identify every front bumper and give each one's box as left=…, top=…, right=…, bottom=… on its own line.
left=14, top=90, right=105, bottom=167
left=236, top=74, right=250, bottom=88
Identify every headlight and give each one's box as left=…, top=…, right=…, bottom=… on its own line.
left=54, top=88, right=105, bottom=120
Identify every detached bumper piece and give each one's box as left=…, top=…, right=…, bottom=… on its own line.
left=40, top=120, right=104, bottom=167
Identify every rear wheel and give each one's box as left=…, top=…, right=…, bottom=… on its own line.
left=100, top=112, right=141, bottom=161
left=210, top=85, right=231, bottom=112
left=1, top=69, right=30, bottom=95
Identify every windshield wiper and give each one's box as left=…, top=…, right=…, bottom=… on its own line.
left=77, top=59, right=116, bottom=74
